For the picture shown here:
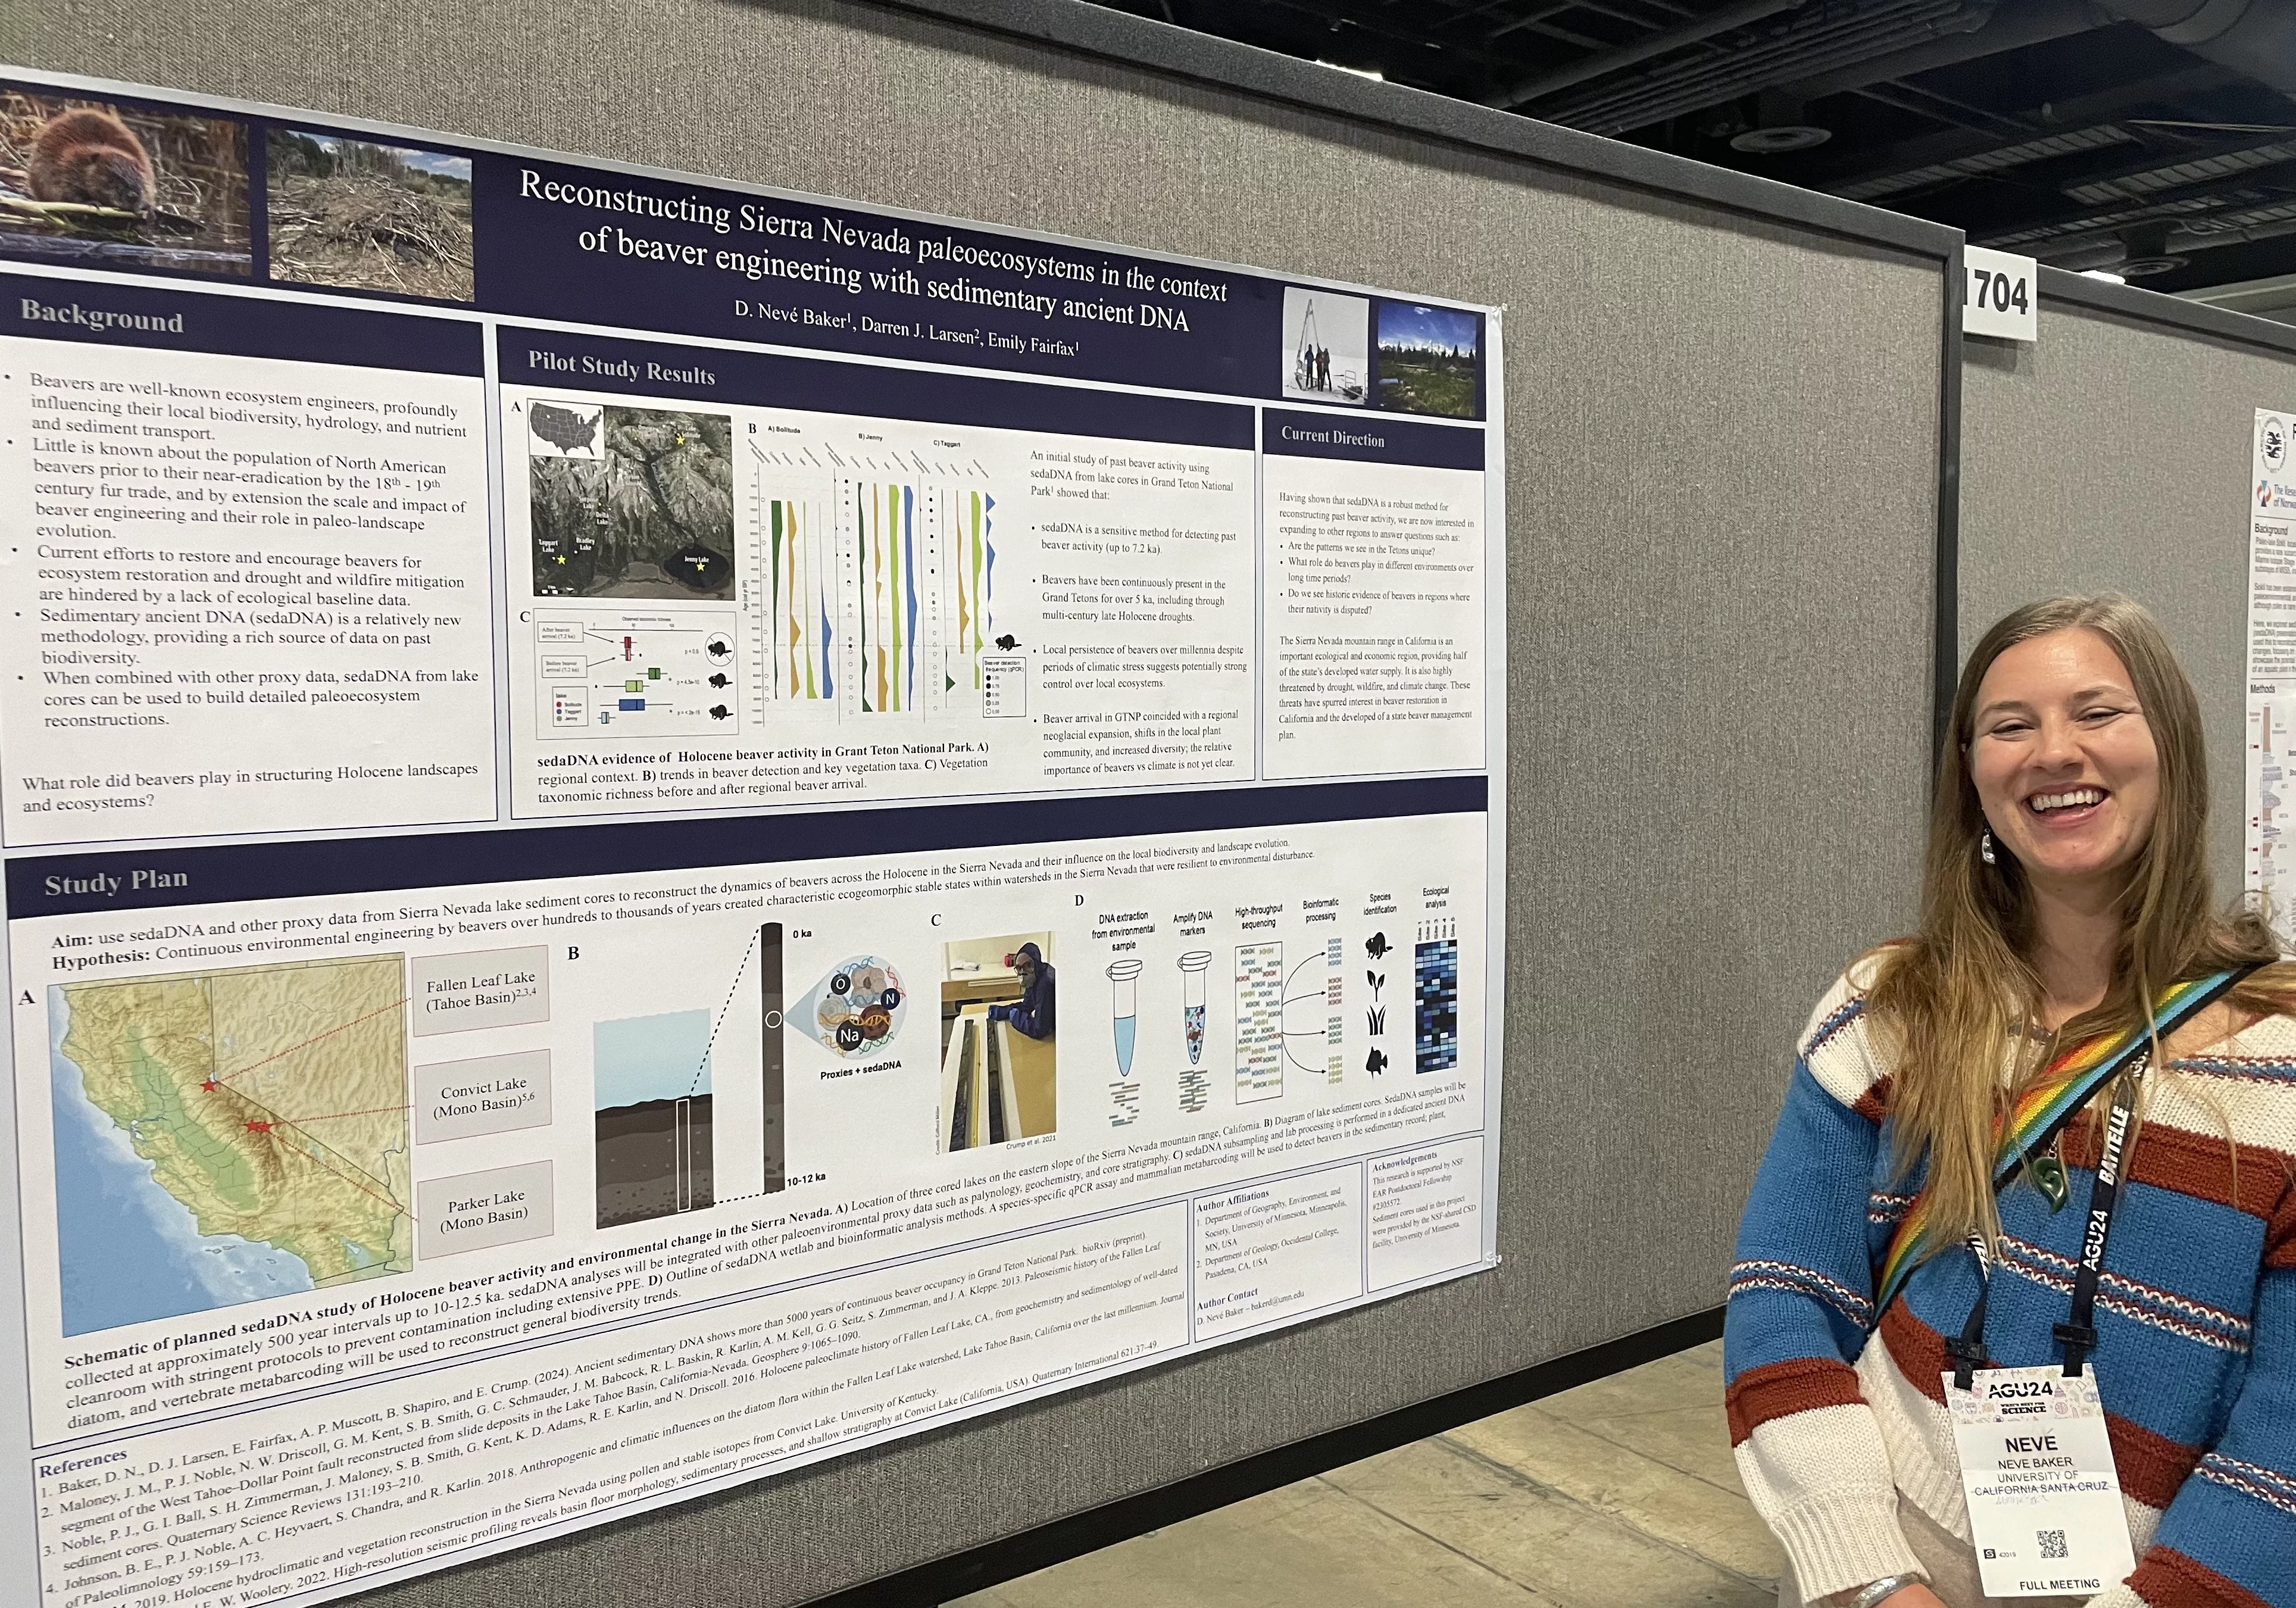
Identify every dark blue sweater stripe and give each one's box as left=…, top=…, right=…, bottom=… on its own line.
left=1726, top=991, right=2296, bottom=1602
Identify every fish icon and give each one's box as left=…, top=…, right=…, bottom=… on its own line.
left=1366, top=1047, right=1389, bottom=1076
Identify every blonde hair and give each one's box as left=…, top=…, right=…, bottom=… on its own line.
left=1866, top=594, right=2278, bottom=1248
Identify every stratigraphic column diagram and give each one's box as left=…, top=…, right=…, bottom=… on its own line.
left=938, top=1013, right=1033, bottom=1150
left=761, top=921, right=785, bottom=1194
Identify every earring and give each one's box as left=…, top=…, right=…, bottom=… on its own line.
left=1981, top=830, right=1997, bottom=866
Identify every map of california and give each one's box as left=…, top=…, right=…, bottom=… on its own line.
left=57, top=955, right=414, bottom=1319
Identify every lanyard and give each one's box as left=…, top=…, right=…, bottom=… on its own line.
left=1873, top=966, right=2249, bottom=1320
left=2057, top=1054, right=2144, bottom=1376
left=1947, top=1053, right=2147, bottom=1389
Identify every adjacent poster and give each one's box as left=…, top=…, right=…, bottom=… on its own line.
left=2250, top=408, right=2296, bottom=897
left=0, top=68, right=1505, bottom=1608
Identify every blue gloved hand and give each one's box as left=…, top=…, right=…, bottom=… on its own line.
left=986, top=1005, right=1007, bottom=1023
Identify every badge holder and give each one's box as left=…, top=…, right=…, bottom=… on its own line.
left=1944, top=1062, right=2145, bottom=1597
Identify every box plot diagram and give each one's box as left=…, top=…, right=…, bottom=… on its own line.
left=538, top=615, right=739, bottom=736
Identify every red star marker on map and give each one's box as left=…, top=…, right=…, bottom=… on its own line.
left=244, top=1120, right=272, bottom=1134
left=201, top=1079, right=219, bottom=1092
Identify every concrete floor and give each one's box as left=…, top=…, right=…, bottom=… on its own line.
left=951, top=1341, right=1785, bottom=1607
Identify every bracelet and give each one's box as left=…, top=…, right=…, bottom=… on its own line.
left=1849, top=1575, right=1926, bottom=1608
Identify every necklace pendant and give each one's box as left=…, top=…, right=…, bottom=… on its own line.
left=2033, top=1156, right=2069, bottom=1212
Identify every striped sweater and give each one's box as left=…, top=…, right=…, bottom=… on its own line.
left=1725, top=957, right=2296, bottom=1608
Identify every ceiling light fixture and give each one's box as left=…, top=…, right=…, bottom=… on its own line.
left=1730, top=90, right=1829, bottom=155
left=2117, top=222, right=2186, bottom=279
left=1730, top=124, right=1831, bottom=153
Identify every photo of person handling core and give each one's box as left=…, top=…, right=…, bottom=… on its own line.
left=989, top=942, right=1055, bottom=1040
left=939, top=935, right=1057, bottom=1150
left=1726, top=595, right=2296, bottom=1608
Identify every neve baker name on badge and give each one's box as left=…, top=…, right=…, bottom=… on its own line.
left=1945, top=1366, right=2136, bottom=1597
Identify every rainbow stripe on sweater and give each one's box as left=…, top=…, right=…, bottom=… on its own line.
left=1870, top=967, right=2247, bottom=1319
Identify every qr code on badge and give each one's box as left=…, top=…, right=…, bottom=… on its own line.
left=2039, top=1529, right=2069, bottom=1560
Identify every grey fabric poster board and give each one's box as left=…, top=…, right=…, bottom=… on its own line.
left=0, top=0, right=1947, bottom=1599
left=1960, top=270, right=2296, bottom=902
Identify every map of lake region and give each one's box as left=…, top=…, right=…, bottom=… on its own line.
left=52, top=954, right=415, bottom=1336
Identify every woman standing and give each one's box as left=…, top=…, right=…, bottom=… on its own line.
left=1726, top=596, right=2296, bottom=1608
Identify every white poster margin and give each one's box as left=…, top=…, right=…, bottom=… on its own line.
left=0, top=57, right=1511, bottom=1606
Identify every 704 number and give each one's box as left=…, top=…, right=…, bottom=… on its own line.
left=1970, top=266, right=2029, bottom=315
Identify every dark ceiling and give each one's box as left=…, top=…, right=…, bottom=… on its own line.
left=1082, top=0, right=2296, bottom=294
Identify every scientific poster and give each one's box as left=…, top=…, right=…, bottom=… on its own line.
left=0, top=67, right=1506, bottom=1608
left=2250, top=408, right=2296, bottom=898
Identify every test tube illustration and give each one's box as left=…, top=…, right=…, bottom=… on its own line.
left=1178, top=951, right=1211, bottom=1066
left=1108, top=958, right=1145, bottom=1076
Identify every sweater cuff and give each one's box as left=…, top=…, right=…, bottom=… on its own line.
left=1765, top=1490, right=1924, bottom=1602
left=2085, top=1590, right=2143, bottom=1608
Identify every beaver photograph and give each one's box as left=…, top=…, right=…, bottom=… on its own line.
left=26, top=107, right=155, bottom=213
left=0, top=89, right=250, bottom=271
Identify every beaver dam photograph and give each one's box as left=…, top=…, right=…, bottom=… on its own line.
left=0, top=87, right=251, bottom=273
left=267, top=129, right=473, bottom=301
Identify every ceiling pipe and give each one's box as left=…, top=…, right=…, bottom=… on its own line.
left=2093, top=0, right=2296, bottom=96
left=1833, top=124, right=2138, bottom=201
left=1544, top=0, right=1974, bottom=136
left=1535, top=1, right=1943, bottom=127
left=2002, top=180, right=2296, bottom=257
left=2177, top=215, right=2296, bottom=255
left=1485, top=0, right=2295, bottom=145
left=1482, top=0, right=1807, bottom=110
left=2040, top=212, right=2296, bottom=271
left=1812, top=60, right=2238, bottom=198
left=2045, top=238, right=2137, bottom=271
left=2060, top=133, right=2296, bottom=204
left=1783, top=0, right=2106, bottom=102
left=1978, top=159, right=2296, bottom=255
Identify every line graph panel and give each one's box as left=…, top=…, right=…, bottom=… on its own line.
left=748, top=438, right=998, bottom=725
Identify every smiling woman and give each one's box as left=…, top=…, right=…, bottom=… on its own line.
left=1971, top=630, right=2161, bottom=901
left=1724, top=595, right=2296, bottom=1608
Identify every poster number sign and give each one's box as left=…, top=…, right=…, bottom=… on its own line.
left=1964, top=245, right=2038, bottom=342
